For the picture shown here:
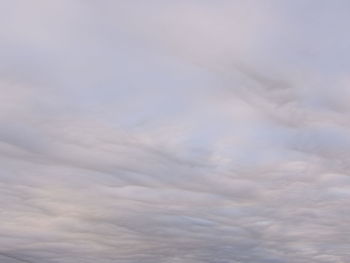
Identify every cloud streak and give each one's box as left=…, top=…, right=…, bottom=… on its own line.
left=1, top=1, right=350, bottom=262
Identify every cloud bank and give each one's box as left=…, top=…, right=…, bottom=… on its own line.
left=1, top=1, right=350, bottom=262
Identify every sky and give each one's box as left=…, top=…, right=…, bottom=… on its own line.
left=0, top=1, right=350, bottom=262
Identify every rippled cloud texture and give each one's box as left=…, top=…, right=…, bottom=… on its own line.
left=1, top=1, right=350, bottom=262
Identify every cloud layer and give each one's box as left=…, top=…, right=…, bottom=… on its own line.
left=1, top=1, right=350, bottom=262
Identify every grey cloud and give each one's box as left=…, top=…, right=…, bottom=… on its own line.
left=0, top=1, right=350, bottom=262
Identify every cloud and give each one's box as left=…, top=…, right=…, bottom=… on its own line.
left=0, top=0, right=350, bottom=262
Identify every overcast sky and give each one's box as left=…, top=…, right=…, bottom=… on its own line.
left=1, top=1, right=350, bottom=262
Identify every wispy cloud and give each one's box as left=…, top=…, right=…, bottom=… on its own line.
left=0, top=1, right=350, bottom=262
